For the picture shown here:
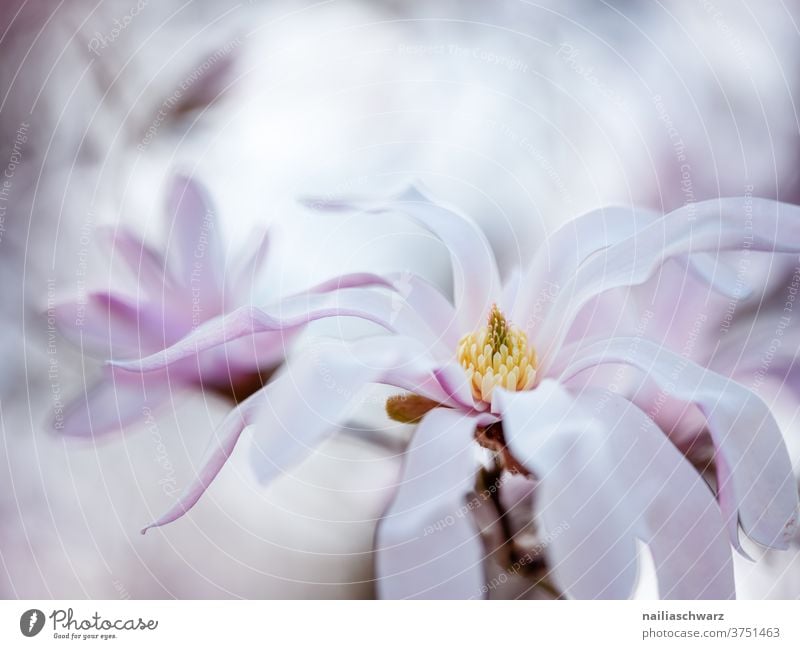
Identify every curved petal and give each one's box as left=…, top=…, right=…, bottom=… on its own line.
left=52, top=292, right=173, bottom=358
left=247, top=336, right=414, bottom=483
left=556, top=336, right=799, bottom=552
left=96, top=225, right=171, bottom=297
left=384, top=271, right=461, bottom=352
left=304, top=271, right=394, bottom=294
left=377, top=361, right=477, bottom=412
left=57, top=368, right=174, bottom=438
left=165, top=174, right=225, bottom=312
left=112, top=287, right=445, bottom=373
left=201, top=330, right=292, bottom=378
left=496, top=382, right=735, bottom=599
left=432, top=363, right=481, bottom=411
left=140, top=337, right=398, bottom=533
left=140, top=387, right=261, bottom=534
left=577, top=392, right=734, bottom=599
left=711, top=265, right=800, bottom=388
left=308, top=270, right=459, bottom=353
left=684, top=253, right=750, bottom=301
left=140, top=340, right=474, bottom=533
left=513, top=205, right=659, bottom=324
left=559, top=255, right=741, bottom=374
left=495, top=382, right=638, bottom=599
left=249, top=334, right=472, bottom=480
left=375, top=407, right=484, bottom=599
left=306, top=184, right=502, bottom=332
left=532, top=198, right=800, bottom=371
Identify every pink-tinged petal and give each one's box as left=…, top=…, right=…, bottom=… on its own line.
left=626, top=260, right=721, bottom=366
left=248, top=336, right=432, bottom=482
left=174, top=43, right=239, bottom=114
left=621, top=378, right=710, bottom=454
left=305, top=270, right=457, bottom=349
left=512, top=205, right=661, bottom=326
left=96, top=225, right=171, bottom=297
left=372, top=336, right=479, bottom=411
left=558, top=286, right=640, bottom=351
left=613, top=251, right=763, bottom=376
left=495, top=382, right=638, bottom=599
left=385, top=271, right=461, bottom=352
left=721, top=342, right=800, bottom=397
left=622, top=253, right=780, bottom=380
left=379, top=362, right=475, bottom=411
left=496, top=383, right=734, bottom=599
left=710, top=263, right=800, bottom=386
left=556, top=337, right=799, bottom=552
left=303, top=270, right=458, bottom=343
left=376, top=407, right=484, bottom=599
left=432, top=364, right=481, bottom=411
left=165, top=174, right=225, bottom=313
left=213, top=325, right=471, bottom=412
left=202, top=330, right=292, bottom=379
left=533, top=198, right=800, bottom=372
left=306, top=184, right=501, bottom=332
left=52, top=292, right=170, bottom=358
left=585, top=393, right=734, bottom=599
left=616, top=256, right=745, bottom=355
left=683, top=253, right=750, bottom=301
left=305, top=272, right=395, bottom=293
left=57, top=368, right=173, bottom=438
left=140, top=388, right=261, bottom=534
left=112, top=287, right=444, bottom=373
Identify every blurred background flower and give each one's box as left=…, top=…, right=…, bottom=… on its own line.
left=1, top=0, right=799, bottom=598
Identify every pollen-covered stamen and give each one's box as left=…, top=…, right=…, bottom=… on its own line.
left=458, top=304, right=536, bottom=403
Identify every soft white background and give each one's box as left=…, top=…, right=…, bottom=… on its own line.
left=1, top=0, right=799, bottom=598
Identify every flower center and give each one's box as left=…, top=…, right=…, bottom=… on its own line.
left=458, top=304, right=536, bottom=404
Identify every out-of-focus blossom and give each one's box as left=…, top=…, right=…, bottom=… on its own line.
left=115, top=185, right=800, bottom=599
left=53, top=174, right=393, bottom=440
left=52, top=174, right=279, bottom=437
left=5, top=1, right=800, bottom=601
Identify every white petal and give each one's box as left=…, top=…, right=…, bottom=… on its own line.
left=58, top=369, right=173, bottom=438
left=165, top=174, right=225, bottom=312
left=384, top=271, right=461, bottom=352
left=247, top=336, right=464, bottom=483
left=141, top=387, right=261, bottom=534
left=142, top=335, right=437, bottom=532
left=513, top=205, right=662, bottom=327
left=376, top=407, right=484, bottom=599
left=306, top=184, right=502, bottom=332
left=496, top=382, right=735, bottom=599
left=533, top=198, right=800, bottom=372
left=556, top=336, right=799, bottom=552
left=52, top=292, right=177, bottom=358
left=496, top=382, right=638, bottom=599
left=112, top=285, right=445, bottom=373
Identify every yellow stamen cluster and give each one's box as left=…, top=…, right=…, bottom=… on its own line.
left=457, top=304, right=536, bottom=404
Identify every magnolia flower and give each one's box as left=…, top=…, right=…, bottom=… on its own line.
left=115, top=185, right=800, bottom=599
left=51, top=174, right=276, bottom=436
left=53, top=174, right=387, bottom=438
